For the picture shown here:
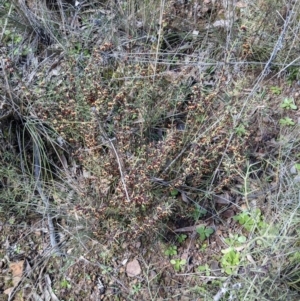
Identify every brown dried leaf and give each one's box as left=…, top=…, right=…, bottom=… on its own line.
left=213, top=193, right=233, bottom=205
left=4, top=287, right=14, bottom=295
left=181, top=191, right=190, bottom=204
left=12, top=276, right=22, bottom=287
left=236, top=1, right=247, bottom=8
left=221, top=209, right=235, bottom=219
left=10, top=261, right=24, bottom=277
left=4, top=261, right=24, bottom=297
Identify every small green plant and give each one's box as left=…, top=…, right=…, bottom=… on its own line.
left=280, top=98, right=297, bottom=110
left=192, top=204, right=207, bottom=221
left=287, top=66, right=300, bottom=84
left=15, top=245, right=21, bottom=254
left=197, top=264, right=211, bottom=276
left=200, top=243, right=208, bottom=251
left=235, top=124, right=246, bottom=136
left=295, top=163, right=300, bottom=172
left=233, top=209, right=266, bottom=232
left=3, top=29, right=22, bottom=44
left=289, top=251, right=300, bottom=262
left=191, top=285, right=208, bottom=294
left=170, top=189, right=179, bottom=196
left=225, top=234, right=247, bottom=247
left=176, top=234, right=187, bottom=244
left=69, top=42, right=90, bottom=57
left=270, top=86, right=282, bottom=95
left=164, top=245, right=177, bottom=256
left=196, top=226, right=214, bottom=241
left=60, top=278, right=71, bottom=289
left=234, top=211, right=256, bottom=231
left=9, top=217, right=15, bottom=225
left=170, top=259, right=186, bottom=272
left=221, top=248, right=240, bottom=275
left=130, top=283, right=142, bottom=295
left=279, top=117, right=295, bottom=126
left=97, top=263, right=113, bottom=275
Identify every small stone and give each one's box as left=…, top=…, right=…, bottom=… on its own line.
left=121, top=258, right=128, bottom=266
left=126, top=259, right=141, bottom=277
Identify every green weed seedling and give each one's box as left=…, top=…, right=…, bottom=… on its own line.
left=197, top=264, right=211, bottom=276
left=9, top=217, right=15, bottom=225
left=130, top=283, right=142, bottom=295
left=170, top=259, right=186, bottom=272
left=200, top=243, right=208, bottom=251
left=233, top=209, right=266, bottom=232
left=235, top=124, right=247, bottom=136
left=192, top=204, right=207, bottom=221
left=280, top=98, right=297, bottom=110
left=295, top=163, right=300, bottom=172
left=270, top=86, right=282, bottom=95
left=225, top=234, right=247, bottom=247
left=191, top=286, right=207, bottom=295
left=170, top=189, right=179, bottom=197
left=60, top=278, right=71, bottom=289
left=176, top=234, right=187, bottom=244
left=289, top=251, right=300, bottom=262
left=233, top=211, right=255, bottom=231
left=279, top=117, right=295, bottom=126
left=101, top=266, right=113, bottom=275
left=196, top=226, right=214, bottom=241
left=164, top=245, right=177, bottom=256
left=287, top=66, right=300, bottom=84
left=221, top=248, right=240, bottom=275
